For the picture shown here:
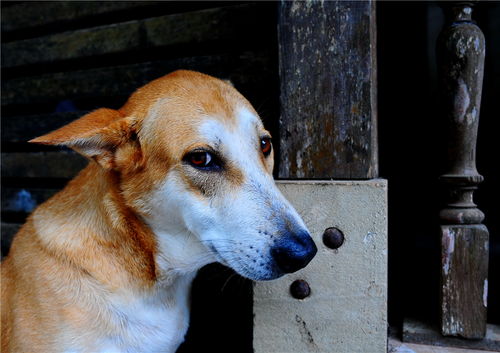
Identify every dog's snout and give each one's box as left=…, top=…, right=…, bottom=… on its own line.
left=271, top=232, right=317, bottom=274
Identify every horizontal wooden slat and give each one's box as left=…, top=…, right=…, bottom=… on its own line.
left=2, top=4, right=261, bottom=68
left=1, top=111, right=84, bottom=143
left=1, top=2, right=151, bottom=33
left=1, top=51, right=272, bottom=106
left=1, top=151, right=87, bottom=179
left=1, top=223, right=21, bottom=257
left=1, top=187, right=59, bottom=213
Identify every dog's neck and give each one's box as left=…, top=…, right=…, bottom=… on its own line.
left=24, top=164, right=198, bottom=351
left=31, top=162, right=205, bottom=292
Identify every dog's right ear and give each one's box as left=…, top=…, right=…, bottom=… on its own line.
left=30, top=108, right=139, bottom=170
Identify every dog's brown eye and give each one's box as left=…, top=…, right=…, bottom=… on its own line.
left=189, top=152, right=212, bottom=167
left=185, top=151, right=222, bottom=171
left=261, top=138, right=272, bottom=156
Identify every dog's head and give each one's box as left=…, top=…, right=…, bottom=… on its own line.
left=31, top=70, right=317, bottom=281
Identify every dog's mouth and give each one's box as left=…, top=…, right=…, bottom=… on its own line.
left=205, top=232, right=317, bottom=281
left=206, top=243, right=228, bottom=266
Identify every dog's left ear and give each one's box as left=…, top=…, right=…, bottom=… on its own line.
left=30, top=108, right=141, bottom=170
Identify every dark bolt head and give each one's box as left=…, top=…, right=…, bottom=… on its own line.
left=290, top=279, right=311, bottom=299
left=322, top=227, right=344, bottom=249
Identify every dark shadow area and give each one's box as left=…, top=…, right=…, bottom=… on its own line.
left=177, top=264, right=254, bottom=353
left=1, top=2, right=498, bottom=352
left=378, top=1, right=500, bottom=328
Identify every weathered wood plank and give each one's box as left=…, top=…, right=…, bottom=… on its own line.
left=2, top=4, right=262, bottom=68
left=277, top=1, right=378, bottom=179
left=1, top=51, right=272, bottom=106
left=402, top=319, right=500, bottom=351
left=1, top=111, right=84, bottom=143
left=437, top=3, right=489, bottom=339
left=1, top=151, right=87, bottom=179
left=441, top=226, right=489, bottom=339
left=1, top=2, right=151, bottom=33
left=1, top=187, right=59, bottom=213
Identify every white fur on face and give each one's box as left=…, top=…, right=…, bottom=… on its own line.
left=145, top=174, right=218, bottom=280
left=146, top=107, right=309, bottom=281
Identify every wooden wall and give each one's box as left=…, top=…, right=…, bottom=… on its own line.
left=1, top=2, right=279, bottom=256
left=2, top=3, right=379, bottom=351
left=277, top=1, right=378, bottom=179
left=3, top=2, right=498, bottom=347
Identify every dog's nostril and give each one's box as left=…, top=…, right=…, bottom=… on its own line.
left=271, top=232, right=317, bottom=274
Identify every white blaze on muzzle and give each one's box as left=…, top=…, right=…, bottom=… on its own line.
left=187, top=108, right=316, bottom=280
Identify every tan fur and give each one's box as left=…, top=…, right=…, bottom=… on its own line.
left=1, top=70, right=270, bottom=352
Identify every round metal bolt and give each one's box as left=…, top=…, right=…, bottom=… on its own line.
left=290, top=279, right=311, bottom=299
left=322, top=227, right=344, bottom=249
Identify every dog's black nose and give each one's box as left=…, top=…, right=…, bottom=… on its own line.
left=271, top=232, right=317, bottom=274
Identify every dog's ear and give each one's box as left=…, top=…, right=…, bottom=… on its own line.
left=30, top=108, right=140, bottom=170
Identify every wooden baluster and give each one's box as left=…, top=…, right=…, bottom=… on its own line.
left=438, top=1, right=489, bottom=339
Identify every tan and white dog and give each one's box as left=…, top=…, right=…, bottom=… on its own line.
left=1, top=70, right=317, bottom=353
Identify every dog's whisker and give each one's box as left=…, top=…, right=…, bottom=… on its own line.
left=220, top=272, right=239, bottom=293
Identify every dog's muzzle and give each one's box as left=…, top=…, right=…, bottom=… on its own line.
left=270, top=231, right=317, bottom=274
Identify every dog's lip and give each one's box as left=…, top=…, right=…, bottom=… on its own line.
left=206, top=242, right=229, bottom=266
left=204, top=238, right=295, bottom=281
left=205, top=241, right=277, bottom=280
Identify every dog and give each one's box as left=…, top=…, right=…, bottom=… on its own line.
left=1, top=70, right=317, bottom=353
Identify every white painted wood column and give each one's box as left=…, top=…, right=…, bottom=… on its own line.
left=254, top=180, right=388, bottom=353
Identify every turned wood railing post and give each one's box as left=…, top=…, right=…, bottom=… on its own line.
left=438, top=1, right=489, bottom=339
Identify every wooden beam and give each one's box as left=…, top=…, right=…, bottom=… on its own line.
left=2, top=5, right=262, bottom=68
left=1, top=51, right=272, bottom=106
left=277, top=1, right=378, bottom=179
left=1, top=111, right=84, bottom=143
left=441, top=226, right=489, bottom=338
left=1, top=152, right=87, bottom=179
left=1, top=2, right=151, bottom=33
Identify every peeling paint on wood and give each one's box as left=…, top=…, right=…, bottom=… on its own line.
left=441, top=228, right=455, bottom=275
left=440, top=225, right=489, bottom=339
left=483, top=279, right=488, bottom=308
left=437, top=2, right=489, bottom=339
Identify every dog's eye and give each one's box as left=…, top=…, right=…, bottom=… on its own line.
left=260, top=137, right=272, bottom=156
left=188, top=152, right=212, bottom=167
left=185, top=151, right=221, bottom=170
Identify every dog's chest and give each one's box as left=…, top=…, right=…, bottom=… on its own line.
left=113, top=293, right=189, bottom=352
left=73, top=277, right=194, bottom=353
